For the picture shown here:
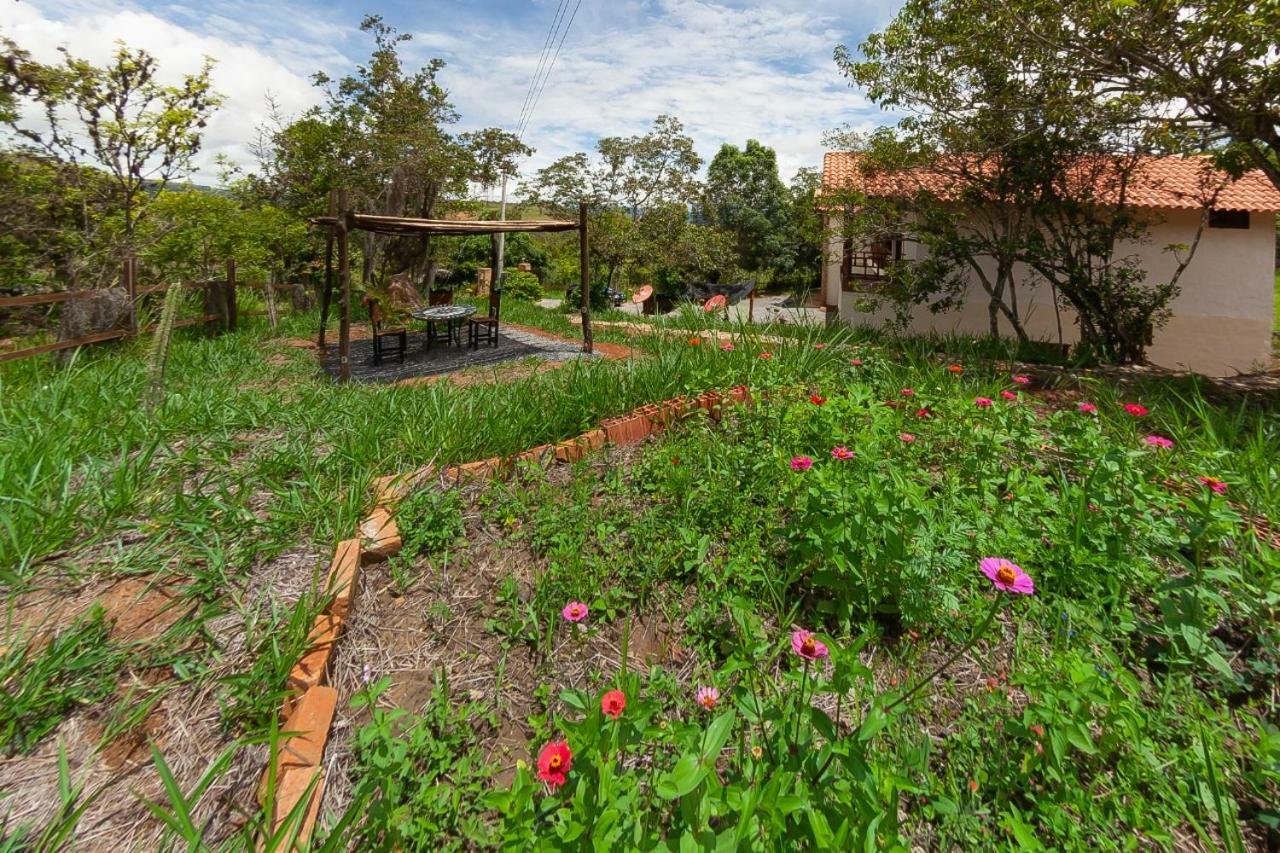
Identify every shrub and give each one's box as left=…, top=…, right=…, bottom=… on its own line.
left=502, top=269, right=543, bottom=302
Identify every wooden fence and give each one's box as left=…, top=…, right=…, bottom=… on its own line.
left=0, top=259, right=308, bottom=365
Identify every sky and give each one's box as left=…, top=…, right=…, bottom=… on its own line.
left=0, top=0, right=901, bottom=194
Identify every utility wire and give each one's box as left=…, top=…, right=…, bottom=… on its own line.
left=514, top=0, right=569, bottom=140
left=517, top=0, right=582, bottom=142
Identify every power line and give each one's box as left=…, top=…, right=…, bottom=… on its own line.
left=517, top=0, right=582, bottom=142
left=514, top=0, right=569, bottom=141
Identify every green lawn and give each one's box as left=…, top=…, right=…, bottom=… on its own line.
left=0, top=304, right=1276, bottom=848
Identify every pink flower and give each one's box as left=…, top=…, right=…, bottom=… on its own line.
left=1000, top=390, right=1018, bottom=401
left=791, top=629, right=829, bottom=661
left=562, top=601, right=588, bottom=622
left=720, top=341, right=735, bottom=352
left=831, top=446, right=854, bottom=460
left=1012, top=375, right=1030, bottom=385
left=790, top=455, right=813, bottom=471
left=849, top=358, right=863, bottom=367
left=1144, top=435, right=1174, bottom=449
left=979, top=557, right=1035, bottom=595
left=813, top=343, right=827, bottom=350
left=537, top=740, right=573, bottom=789
left=758, top=351, right=772, bottom=360
left=1198, top=476, right=1228, bottom=495
left=1123, top=403, right=1149, bottom=417
left=601, top=689, right=626, bottom=720
left=1077, top=402, right=1098, bottom=414
left=899, top=388, right=915, bottom=397
left=695, top=686, right=719, bottom=710
left=974, top=397, right=993, bottom=408
left=898, top=432, right=916, bottom=443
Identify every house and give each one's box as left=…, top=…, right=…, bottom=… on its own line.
left=819, top=152, right=1280, bottom=376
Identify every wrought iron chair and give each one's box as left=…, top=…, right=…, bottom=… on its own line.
left=468, top=279, right=502, bottom=349
left=365, top=297, right=407, bottom=365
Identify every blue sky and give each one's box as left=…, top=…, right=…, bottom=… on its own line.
left=1, top=0, right=900, bottom=191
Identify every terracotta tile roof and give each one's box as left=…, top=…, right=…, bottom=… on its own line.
left=821, top=151, right=1280, bottom=212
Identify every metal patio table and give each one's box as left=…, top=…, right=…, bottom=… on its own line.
left=410, top=304, right=476, bottom=348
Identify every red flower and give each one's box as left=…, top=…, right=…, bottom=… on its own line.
left=688, top=336, right=702, bottom=346
left=1123, top=403, right=1149, bottom=417
left=947, top=364, right=964, bottom=374
left=813, top=342, right=827, bottom=350
left=899, top=388, right=915, bottom=397
left=849, top=358, right=863, bottom=367
left=758, top=351, right=773, bottom=360
left=915, top=406, right=932, bottom=418
left=601, top=689, right=626, bottom=720
left=974, top=396, right=993, bottom=408
left=1000, top=390, right=1018, bottom=401
left=809, top=393, right=826, bottom=405
left=537, top=740, right=573, bottom=789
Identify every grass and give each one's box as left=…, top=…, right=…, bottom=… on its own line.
left=1, top=300, right=1277, bottom=847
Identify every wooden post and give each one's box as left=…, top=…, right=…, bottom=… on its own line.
left=123, top=256, right=138, bottom=335
left=319, top=235, right=335, bottom=348
left=337, top=189, right=351, bottom=384
left=264, top=267, right=279, bottom=332
left=579, top=201, right=592, bottom=354
left=225, top=259, right=238, bottom=332
left=748, top=289, right=754, bottom=324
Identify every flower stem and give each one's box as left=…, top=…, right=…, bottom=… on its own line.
left=885, top=595, right=1003, bottom=715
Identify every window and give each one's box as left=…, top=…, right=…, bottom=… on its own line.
left=841, top=235, right=903, bottom=292
left=1208, top=209, right=1250, bottom=229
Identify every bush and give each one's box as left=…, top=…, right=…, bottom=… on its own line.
left=502, top=269, right=542, bottom=302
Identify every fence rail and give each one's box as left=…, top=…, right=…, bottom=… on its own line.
left=0, top=258, right=312, bottom=366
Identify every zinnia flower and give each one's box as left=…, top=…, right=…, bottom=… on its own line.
left=831, top=446, right=854, bottom=460
left=688, top=336, right=702, bottom=346
left=975, top=396, right=993, bottom=408
left=601, top=689, right=626, bottom=719
left=979, top=557, right=1035, bottom=595
left=1198, top=475, right=1228, bottom=495
left=536, top=740, right=573, bottom=789
left=758, top=351, right=772, bottom=360
left=1012, top=375, right=1030, bottom=385
left=790, top=455, right=813, bottom=471
left=1144, top=435, right=1174, bottom=449
left=1123, top=403, right=1149, bottom=417
left=695, top=686, right=719, bottom=710
left=814, top=343, right=827, bottom=350
left=948, top=364, right=964, bottom=374
left=809, top=394, right=826, bottom=406
left=751, top=745, right=763, bottom=760
left=899, top=388, right=915, bottom=397
left=849, top=358, right=863, bottom=367
left=1000, top=390, right=1018, bottom=401
left=720, top=341, right=734, bottom=352
left=562, top=601, right=588, bottom=622
left=916, top=406, right=932, bottom=418
left=1077, top=402, right=1098, bottom=414
left=791, top=629, right=829, bottom=661
left=899, top=432, right=916, bottom=443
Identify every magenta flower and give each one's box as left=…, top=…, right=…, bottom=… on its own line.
left=899, top=388, right=915, bottom=397
left=1077, top=402, right=1098, bottom=414
left=1012, top=375, right=1030, bottom=385
left=791, top=629, right=829, bottom=661
left=849, top=358, right=863, bottom=367
left=790, top=455, right=813, bottom=471
left=695, top=686, right=720, bottom=710
left=979, top=557, right=1035, bottom=595
left=1000, top=390, right=1018, bottom=401
left=1123, top=403, right=1149, bottom=417
left=1198, top=476, right=1228, bottom=495
left=974, top=396, right=993, bottom=408
left=898, top=432, right=916, bottom=443
left=1144, top=435, right=1174, bottom=449
left=562, top=601, right=588, bottom=622
left=720, top=341, right=735, bottom=352
left=831, top=446, right=854, bottom=460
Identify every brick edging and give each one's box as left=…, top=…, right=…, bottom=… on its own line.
left=255, top=385, right=754, bottom=842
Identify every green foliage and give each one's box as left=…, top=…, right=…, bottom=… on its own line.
left=706, top=139, right=789, bottom=275
left=0, top=606, right=121, bottom=755
left=502, top=269, right=543, bottom=302
left=388, top=486, right=465, bottom=592
left=347, top=676, right=497, bottom=849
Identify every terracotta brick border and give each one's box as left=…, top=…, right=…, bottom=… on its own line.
left=255, top=386, right=754, bottom=843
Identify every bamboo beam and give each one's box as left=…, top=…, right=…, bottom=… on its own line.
left=579, top=201, right=592, bottom=355
left=308, top=214, right=578, bottom=237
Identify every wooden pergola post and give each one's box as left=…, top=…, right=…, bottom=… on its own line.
left=318, top=190, right=337, bottom=349
left=579, top=201, right=592, bottom=355
left=337, top=188, right=351, bottom=384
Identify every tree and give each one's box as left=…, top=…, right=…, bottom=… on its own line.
left=1016, top=0, right=1280, bottom=191
left=0, top=39, right=221, bottom=255
left=705, top=140, right=788, bottom=276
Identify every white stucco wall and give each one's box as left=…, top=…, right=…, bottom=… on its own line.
left=824, top=210, right=1277, bottom=376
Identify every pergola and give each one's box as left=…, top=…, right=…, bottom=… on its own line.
left=310, top=193, right=593, bottom=383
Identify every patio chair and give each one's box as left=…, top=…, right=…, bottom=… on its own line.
left=365, top=297, right=407, bottom=365
left=468, top=280, right=502, bottom=349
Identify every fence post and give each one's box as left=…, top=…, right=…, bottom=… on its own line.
left=225, top=259, right=237, bottom=332
left=123, top=256, right=138, bottom=335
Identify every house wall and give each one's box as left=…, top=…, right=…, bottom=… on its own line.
left=824, top=210, right=1277, bottom=376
